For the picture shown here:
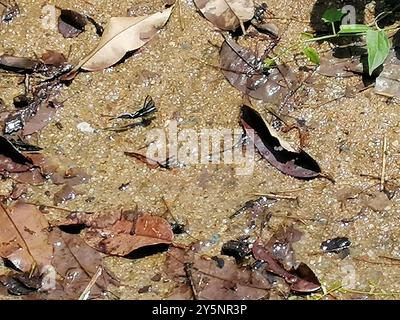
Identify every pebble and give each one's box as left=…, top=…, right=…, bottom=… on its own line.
left=77, top=122, right=96, bottom=133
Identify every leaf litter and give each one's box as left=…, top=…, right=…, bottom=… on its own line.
left=240, top=105, right=322, bottom=179
left=1, top=0, right=399, bottom=301
left=58, top=209, right=174, bottom=256
left=220, top=38, right=298, bottom=105
left=194, top=0, right=255, bottom=32
left=71, top=7, right=173, bottom=73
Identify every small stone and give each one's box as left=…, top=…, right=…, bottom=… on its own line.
left=77, top=122, right=95, bottom=133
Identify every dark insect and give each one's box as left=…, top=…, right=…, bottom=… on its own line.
left=13, top=95, right=32, bottom=109
left=170, top=223, right=185, bottom=234
left=221, top=238, right=251, bottom=262
left=104, top=96, right=157, bottom=132
left=137, top=285, right=152, bottom=294
left=230, top=196, right=274, bottom=219
left=118, top=182, right=130, bottom=191
left=241, top=105, right=322, bottom=179
left=113, top=96, right=156, bottom=120
left=321, top=237, right=351, bottom=258
left=124, top=152, right=176, bottom=170
left=171, top=222, right=186, bottom=234
left=1, top=0, right=19, bottom=23
left=211, top=256, right=225, bottom=269
left=253, top=3, right=268, bottom=22
left=0, top=274, right=39, bottom=296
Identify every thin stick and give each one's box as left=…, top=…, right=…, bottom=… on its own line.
left=177, top=0, right=184, bottom=31
left=379, top=255, right=400, bottom=262
left=78, top=267, right=103, bottom=300
left=381, top=133, right=388, bottom=191
left=271, top=213, right=307, bottom=225
left=250, top=192, right=298, bottom=201
left=354, top=256, right=400, bottom=266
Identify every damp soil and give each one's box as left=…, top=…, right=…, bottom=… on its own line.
left=1, top=0, right=400, bottom=300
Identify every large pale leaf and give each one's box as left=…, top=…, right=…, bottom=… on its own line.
left=194, top=0, right=254, bottom=31
left=76, top=7, right=173, bottom=72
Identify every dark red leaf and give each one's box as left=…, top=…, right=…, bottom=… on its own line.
left=58, top=9, right=87, bottom=38
left=220, top=39, right=297, bottom=104
left=252, top=239, right=321, bottom=293
left=165, top=246, right=270, bottom=300
left=241, top=105, right=322, bottom=179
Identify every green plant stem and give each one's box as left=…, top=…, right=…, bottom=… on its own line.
left=305, top=32, right=367, bottom=42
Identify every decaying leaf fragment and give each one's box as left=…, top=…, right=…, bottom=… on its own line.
left=165, top=246, right=270, bottom=300
left=46, top=229, right=118, bottom=299
left=318, top=52, right=362, bottom=77
left=73, top=7, right=173, bottom=72
left=59, top=210, right=174, bottom=256
left=58, top=9, right=87, bottom=38
left=0, top=202, right=52, bottom=274
left=220, top=39, right=297, bottom=104
left=252, top=239, right=321, bottom=293
left=375, top=50, right=400, bottom=98
left=194, top=0, right=255, bottom=31
left=240, top=105, right=322, bottom=179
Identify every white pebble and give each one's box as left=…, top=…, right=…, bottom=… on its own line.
left=77, top=122, right=95, bottom=133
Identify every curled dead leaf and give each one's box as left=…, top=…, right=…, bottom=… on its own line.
left=241, top=105, right=322, bottom=179
left=194, top=0, right=255, bottom=31
left=72, top=7, right=173, bottom=72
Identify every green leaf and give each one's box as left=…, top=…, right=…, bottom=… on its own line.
left=263, top=58, right=277, bottom=69
left=303, top=47, right=320, bottom=65
left=301, top=32, right=314, bottom=40
left=366, top=29, right=390, bottom=75
left=338, top=24, right=370, bottom=34
left=322, top=8, right=344, bottom=23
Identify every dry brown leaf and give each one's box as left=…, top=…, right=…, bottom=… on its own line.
left=74, top=7, right=173, bottom=72
left=220, top=39, right=297, bottom=104
left=46, top=229, right=118, bottom=299
left=165, top=246, right=270, bottom=300
left=92, top=214, right=174, bottom=256
left=0, top=202, right=52, bottom=274
left=194, top=0, right=254, bottom=31
left=59, top=211, right=174, bottom=256
left=361, top=191, right=392, bottom=212
left=252, top=239, right=321, bottom=293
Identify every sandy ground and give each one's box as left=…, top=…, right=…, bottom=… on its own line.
left=1, top=0, right=400, bottom=299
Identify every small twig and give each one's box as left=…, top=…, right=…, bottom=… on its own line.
left=379, top=255, right=400, bottom=262
left=250, top=192, right=298, bottom=201
left=353, top=256, right=400, bottom=266
left=177, top=0, right=184, bottom=31
left=270, top=213, right=307, bottom=225
left=381, top=133, right=388, bottom=192
left=78, top=267, right=103, bottom=300
left=183, top=263, right=199, bottom=300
